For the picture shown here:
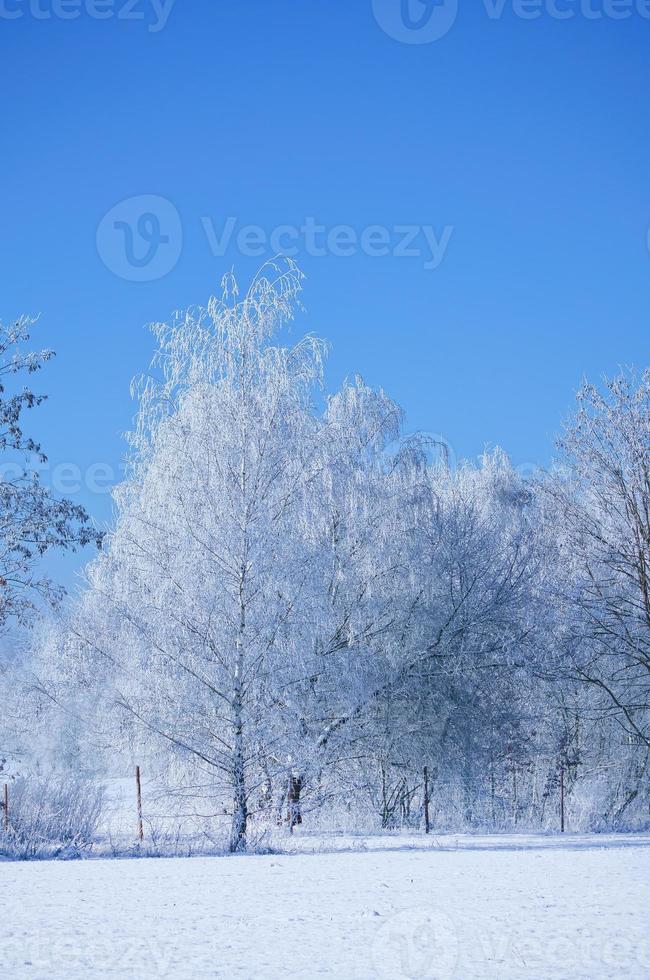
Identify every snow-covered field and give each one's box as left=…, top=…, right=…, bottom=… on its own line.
left=3, top=834, right=649, bottom=979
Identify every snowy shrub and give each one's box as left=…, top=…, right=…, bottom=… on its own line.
left=0, top=775, right=105, bottom=859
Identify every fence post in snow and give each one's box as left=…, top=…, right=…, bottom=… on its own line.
left=135, top=766, right=144, bottom=842
left=2, top=783, right=7, bottom=833
left=560, top=762, right=565, bottom=834
left=423, top=766, right=430, bottom=835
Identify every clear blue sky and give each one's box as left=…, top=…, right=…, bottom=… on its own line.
left=1, top=0, right=649, bottom=590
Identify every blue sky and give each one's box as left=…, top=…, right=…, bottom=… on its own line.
left=1, top=0, right=649, bottom=590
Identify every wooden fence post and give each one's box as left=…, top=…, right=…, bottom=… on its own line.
left=135, top=766, right=144, bottom=842
left=560, top=762, right=565, bottom=834
left=423, top=766, right=430, bottom=835
left=2, top=783, right=8, bottom=833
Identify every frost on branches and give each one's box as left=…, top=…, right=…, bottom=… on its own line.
left=0, top=316, right=100, bottom=630
left=28, top=262, right=650, bottom=848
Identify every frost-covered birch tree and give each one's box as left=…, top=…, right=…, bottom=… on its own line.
left=549, top=371, right=650, bottom=749
left=61, top=262, right=338, bottom=850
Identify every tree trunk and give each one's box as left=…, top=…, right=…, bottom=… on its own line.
left=423, top=766, right=430, bottom=834
left=230, top=759, right=248, bottom=852
left=229, top=693, right=248, bottom=852
left=286, top=774, right=303, bottom=831
left=230, top=561, right=248, bottom=853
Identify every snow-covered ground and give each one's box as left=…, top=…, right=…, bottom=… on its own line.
left=3, top=834, right=649, bottom=979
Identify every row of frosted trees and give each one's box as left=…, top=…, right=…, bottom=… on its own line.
left=7, top=262, right=650, bottom=850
